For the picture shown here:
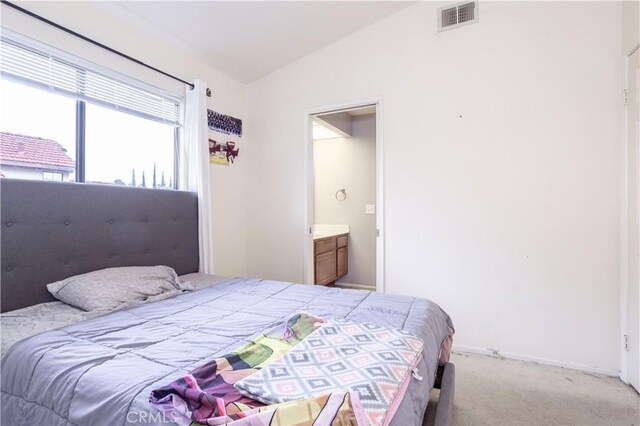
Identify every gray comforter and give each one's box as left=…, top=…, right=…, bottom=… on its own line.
left=1, top=276, right=453, bottom=426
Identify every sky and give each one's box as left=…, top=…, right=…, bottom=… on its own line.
left=0, top=79, right=175, bottom=186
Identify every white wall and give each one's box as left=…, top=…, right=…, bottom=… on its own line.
left=0, top=2, right=247, bottom=277
left=1, top=1, right=625, bottom=375
left=622, top=0, right=639, bottom=55
left=314, top=114, right=376, bottom=287
left=0, top=165, right=65, bottom=181
left=246, top=1, right=623, bottom=374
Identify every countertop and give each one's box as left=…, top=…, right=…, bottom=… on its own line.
left=313, top=231, right=349, bottom=240
left=312, top=224, right=349, bottom=241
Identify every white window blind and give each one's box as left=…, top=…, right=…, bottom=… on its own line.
left=0, top=35, right=181, bottom=126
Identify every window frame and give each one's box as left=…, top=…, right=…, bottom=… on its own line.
left=42, top=171, right=63, bottom=181
left=0, top=30, right=182, bottom=189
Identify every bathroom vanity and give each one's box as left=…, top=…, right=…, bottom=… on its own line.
left=313, top=232, right=348, bottom=285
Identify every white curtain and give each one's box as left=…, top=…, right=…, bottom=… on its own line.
left=180, top=80, right=214, bottom=274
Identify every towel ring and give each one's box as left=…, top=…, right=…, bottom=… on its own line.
left=335, top=189, right=346, bottom=202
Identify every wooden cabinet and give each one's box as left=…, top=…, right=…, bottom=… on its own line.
left=337, top=247, right=348, bottom=277
left=314, top=233, right=348, bottom=285
left=315, top=251, right=337, bottom=284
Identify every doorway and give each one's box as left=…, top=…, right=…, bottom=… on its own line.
left=625, top=44, right=639, bottom=392
left=303, top=100, right=383, bottom=292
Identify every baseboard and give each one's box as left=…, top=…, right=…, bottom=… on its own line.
left=453, top=345, right=620, bottom=377
left=335, top=282, right=375, bottom=290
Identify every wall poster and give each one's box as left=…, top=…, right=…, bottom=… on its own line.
left=208, top=109, right=241, bottom=166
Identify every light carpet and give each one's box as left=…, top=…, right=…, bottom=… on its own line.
left=424, top=352, right=639, bottom=425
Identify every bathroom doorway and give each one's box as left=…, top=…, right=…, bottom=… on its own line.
left=303, top=100, right=383, bottom=292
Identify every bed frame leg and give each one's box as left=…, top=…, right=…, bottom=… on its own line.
left=433, top=362, right=455, bottom=426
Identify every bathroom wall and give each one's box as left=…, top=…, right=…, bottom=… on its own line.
left=313, top=114, right=376, bottom=287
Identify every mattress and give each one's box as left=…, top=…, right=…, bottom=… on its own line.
left=0, top=273, right=229, bottom=354
left=1, top=275, right=453, bottom=426
left=0, top=301, right=98, bottom=354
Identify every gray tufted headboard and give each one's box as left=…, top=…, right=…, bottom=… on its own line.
left=0, top=179, right=199, bottom=312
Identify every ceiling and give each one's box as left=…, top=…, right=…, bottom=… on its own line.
left=112, top=1, right=413, bottom=83
left=346, top=105, right=376, bottom=116
left=316, top=105, right=376, bottom=117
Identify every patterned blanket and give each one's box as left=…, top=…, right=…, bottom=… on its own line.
left=234, top=319, right=424, bottom=426
left=151, top=313, right=423, bottom=426
left=220, top=391, right=364, bottom=426
left=149, top=312, right=363, bottom=425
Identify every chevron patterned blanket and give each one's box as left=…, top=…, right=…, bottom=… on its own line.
left=151, top=313, right=423, bottom=426
left=235, top=319, right=425, bottom=426
left=149, top=312, right=354, bottom=425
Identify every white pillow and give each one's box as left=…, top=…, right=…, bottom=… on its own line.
left=47, top=265, right=193, bottom=312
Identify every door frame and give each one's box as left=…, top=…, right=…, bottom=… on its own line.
left=302, top=97, right=385, bottom=292
left=622, top=43, right=640, bottom=384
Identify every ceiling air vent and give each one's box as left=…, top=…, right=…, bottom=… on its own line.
left=438, top=2, right=478, bottom=32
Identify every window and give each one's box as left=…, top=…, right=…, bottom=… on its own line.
left=0, top=32, right=181, bottom=188
left=85, top=104, right=175, bottom=187
left=0, top=80, right=76, bottom=182
left=43, top=172, right=63, bottom=181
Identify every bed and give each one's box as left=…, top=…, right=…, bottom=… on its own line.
left=0, top=179, right=455, bottom=426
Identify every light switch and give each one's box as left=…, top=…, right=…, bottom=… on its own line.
left=365, top=204, right=376, bottom=215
